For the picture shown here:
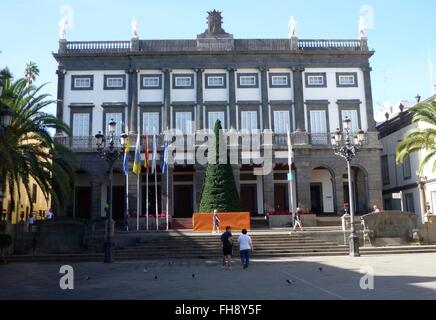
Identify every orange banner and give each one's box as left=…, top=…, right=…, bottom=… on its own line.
left=192, top=212, right=251, bottom=232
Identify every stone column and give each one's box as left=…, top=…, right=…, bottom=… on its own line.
left=127, top=160, right=140, bottom=216
left=128, top=69, right=139, bottom=134
left=161, top=165, right=173, bottom=217
left=334, top=175, right=345, bottom=214
left=228, top=68, right=237, bottom=129
left=295, top=162, right=310, bottom=211
left=362, top=66, right=376, bottom=131
left=195, top=69, right=204, bottom=130
left=91, top=175, right=102, bottom=219
left=163, top=68, right=172, bottom=129
left=292, top=66, right=305, bottom=132
left=194, top=164, right=206, bottom=212
left=263, top=171, right=274, bottom=214
left=260, top=67, right=269, bottom=130
left=55, top=68, right=66, bottom=134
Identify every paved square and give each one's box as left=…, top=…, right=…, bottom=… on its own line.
left=1, top=253, right=436, bottom=300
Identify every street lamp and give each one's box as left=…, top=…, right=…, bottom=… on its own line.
left=331, top=116, right=366, bottom=257
left=95, top=119, right=127, bottom=263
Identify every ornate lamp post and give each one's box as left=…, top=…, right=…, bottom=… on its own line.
left=95, top=119, right=128, bottom=263
left=0, top=78, right=14, bottom=131
left=331, top=117, right=365, bottom=257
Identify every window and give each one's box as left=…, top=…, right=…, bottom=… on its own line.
left=309, top=110, right=328, bottom=145
left=141, top=75, right=162, bottom=89
left=405, top=193, right=415, bottom=213
left=208, top=111, right=225, bottom=130
left=402, top=155, right=411, bottom=180
left=205, top=74, right=226, bottom=88
left=305, top=73, right=326, bottom=87
left=341, top=110, right=359, bottom=133
left=381, top=155, right=390, bottom=185
left=72, top=75, right=93, bottom=90
left=175, top=112, right=194, bottom=134
left=104, top=75, right=126, bottom=90
left=240, top=111, right=258, bottom=131
left=105, top=112, right=123, bottom=136
left=32, top=184, right=37, bottom=204
left=273, top=111, right=290, bottom=134
left=336, top=73, right=358, bottom=87
left=173, top=74, right=194, bottom=89
left=269, top=73, right=291, bottom=88
left=142, top=112, right=160, bottom=135
left=72, top=113, right=90, bottom=136
left=237, top=73, right=259, bottom=88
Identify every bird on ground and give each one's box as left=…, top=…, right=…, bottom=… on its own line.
left=154, top=275, right=158, bottom=280
left=319, top=267, right=323, bottom=272
left=286, top=279, right=295, bottom=284
left=192, top=274, right=196, bottom=278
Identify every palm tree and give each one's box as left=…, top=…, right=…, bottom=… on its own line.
left=0, top=76, right=76, bottom=215
left=396, top=101, right=436, bottom=173
left=24, top=62, right=40, bottom=85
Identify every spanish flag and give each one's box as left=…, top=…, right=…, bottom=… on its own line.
left=132, top=133, right=142, bottom=175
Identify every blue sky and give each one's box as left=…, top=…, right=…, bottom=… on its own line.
left=1, top=0, right=435, bottom=119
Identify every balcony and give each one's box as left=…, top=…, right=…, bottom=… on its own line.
left=54, top=132, right=379, bottom=152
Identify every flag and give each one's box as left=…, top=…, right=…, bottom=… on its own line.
left=162, top=138, right=169, bottom=174
left=132, top=133, right=142, bottom=175
left=145, top=129, right=150, bottom=174
left=151, top=131, right=157, bottom=174
left=122, top=137, right=130, bottom=176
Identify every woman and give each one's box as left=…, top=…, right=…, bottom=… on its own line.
left=212, top=209, right=220, bottom=234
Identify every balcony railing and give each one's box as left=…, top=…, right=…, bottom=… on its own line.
left=55, top=132, right=376, bottom=151
left=298, top=39, right=362, bottom=51
left=65, top=41, right=131, bottom=53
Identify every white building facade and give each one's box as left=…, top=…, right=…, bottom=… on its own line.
left=53, top=11, right=383, bottom=223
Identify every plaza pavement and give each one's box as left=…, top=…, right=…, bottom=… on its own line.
left=0, top=253, right=436, bottom=300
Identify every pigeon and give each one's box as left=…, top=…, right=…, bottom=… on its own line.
left=319, top=267, right=323, bottom=272
left=192, top=274, right=195, bottom=278
left=154, top=275, right=158, bottom=280
left=286, top=279, right=295, bottom=284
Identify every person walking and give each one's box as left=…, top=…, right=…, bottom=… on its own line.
left=212, top=209, right=220, bottom=234
left=238, top=229, right=253, bottom=269
left=28, top=213, right=35, bottom=232
left=220, top=226, right=233, bottom=269
left=44, top=208, right=53, bottom=220
left=293, top=206, right=303, bottom=231
left=123, top=210, right=130, bottom=232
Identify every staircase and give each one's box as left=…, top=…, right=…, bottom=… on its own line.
left=171, top=218, right=192, bottom=230
left=110, top=232, right=349, bottom=260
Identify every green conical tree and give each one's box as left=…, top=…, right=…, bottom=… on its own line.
left=199, top=120, right=242, bottom=213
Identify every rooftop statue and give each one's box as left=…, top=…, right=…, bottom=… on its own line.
left=288, top=16, right=297, bottom=38
left=207, top=10, right=225, bottom=34
left=58, top=17, right=68, bottom=40
left=358, top=16, right=367, bottom=38
left=132, top=16, right=139, bottom=39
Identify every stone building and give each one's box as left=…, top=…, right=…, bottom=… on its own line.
left=53, top=11, right=383, bottom=223
left=377, top=94, right=436, bottom=223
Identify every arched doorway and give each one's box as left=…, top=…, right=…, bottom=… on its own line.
left=343, top=166, right=368, bottom=215
left=101, top=170, right=126, bottom=221
left=74, top=170, right=92, bottom=219
left=310, top=166, right=335, bottom=215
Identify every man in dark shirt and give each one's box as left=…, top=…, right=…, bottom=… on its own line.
left=220, top=226, right=233, bottom=269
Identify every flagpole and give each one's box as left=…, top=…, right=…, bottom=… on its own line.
left=166, top=166, right=169, bottom=231
left=136, top=173, right=140, bottom=231
left=146, top=166, right=149, bottom=231
left=155, top=165, right=158, bottom=231
left=287, top=125, right=295, bottom=224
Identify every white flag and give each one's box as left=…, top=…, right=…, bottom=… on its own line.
left=287, top=125, right=293, bottom=166
left=151, top=131, right=157, bottom=174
